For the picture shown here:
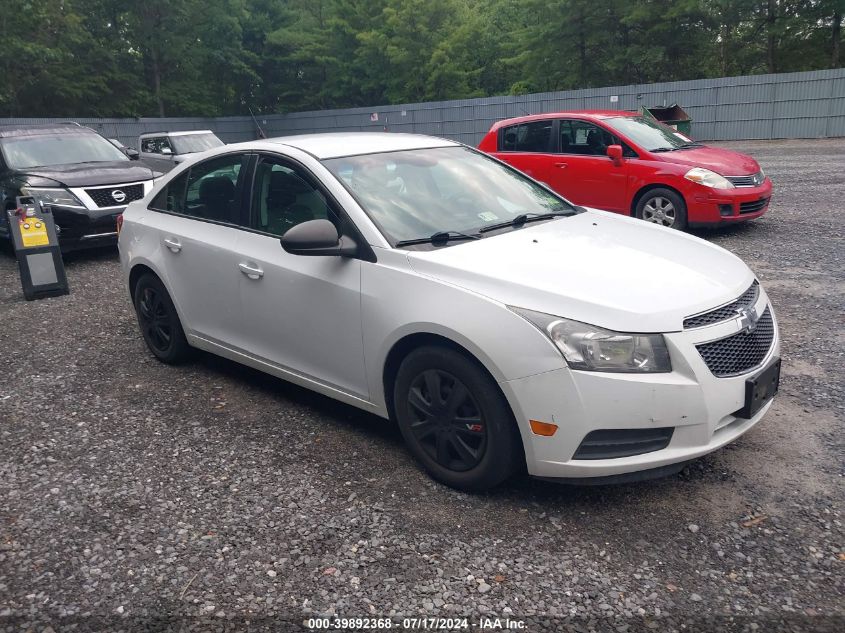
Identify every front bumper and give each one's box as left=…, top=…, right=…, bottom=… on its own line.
left=50, top=204, right=123, bottom=251
left=500, top=291, right=779, bottom=480
left=686, top=178, right=773, bottom=225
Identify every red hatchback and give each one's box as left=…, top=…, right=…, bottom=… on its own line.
left=478, top=111, right=772, bottom=230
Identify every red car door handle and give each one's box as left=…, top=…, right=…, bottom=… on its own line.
left=554, top=162, right=568, bottom=169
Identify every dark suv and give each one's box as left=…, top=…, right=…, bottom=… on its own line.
left=0, top=124, right=160, bottom=251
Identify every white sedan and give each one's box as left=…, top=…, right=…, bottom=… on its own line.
left=118, top=133, right=780, bottom=491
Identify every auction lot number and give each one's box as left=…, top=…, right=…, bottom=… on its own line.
left=307, top=617, right=470, bottom=630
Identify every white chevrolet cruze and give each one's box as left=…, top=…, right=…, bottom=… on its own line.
left=118, top=133, right=780, bottom=491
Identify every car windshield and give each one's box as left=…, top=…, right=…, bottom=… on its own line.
left=604, top=116, right=696, bottom=152
left=0, top=133, right=128, bottom=168
left=171, top=133, right=224, bottom=155
left=323, top=146, right=576, bottom=245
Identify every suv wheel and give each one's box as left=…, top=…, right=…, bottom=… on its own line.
left=133, top=274, right=192, bottom=364
left=636, top=188, right=688, bottom=230
left=393, top=346, right=521, bottom=491
left=0, top=214, right=12, bottom=251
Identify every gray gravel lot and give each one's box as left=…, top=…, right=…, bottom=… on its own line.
left=1, top=138, right=843, bottom=633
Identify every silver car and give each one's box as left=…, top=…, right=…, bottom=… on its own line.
left=138, top=130, right=224, bottom=172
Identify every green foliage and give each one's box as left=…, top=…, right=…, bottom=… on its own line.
left=0, top=0, right=841, bottom=117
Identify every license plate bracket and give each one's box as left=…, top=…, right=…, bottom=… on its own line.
left=737, top=358, right=781, bottom=419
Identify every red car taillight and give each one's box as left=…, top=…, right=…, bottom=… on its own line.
left=116, top=213, right=124, bottom=235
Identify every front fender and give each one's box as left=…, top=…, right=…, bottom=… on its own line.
left=361, top=249, right=566, bottom=416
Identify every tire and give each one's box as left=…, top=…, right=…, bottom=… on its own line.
left=635, top=188, right=688, bottom=230
left=393, top=346, right=521, bottom=491
left=132, top=273, right=192, bottom=364
left=0, top=214, right=12, bottom=254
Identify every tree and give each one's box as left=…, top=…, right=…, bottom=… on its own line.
left=0, top=0, right=841, bottom=117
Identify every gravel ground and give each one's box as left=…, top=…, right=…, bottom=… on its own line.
left=0, top=139, right=842, bottom=633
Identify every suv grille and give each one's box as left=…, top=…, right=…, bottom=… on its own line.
left=696, top=307, right=774, bottom=377
left=684, top=281, right=759, bottom=329
left=85, top=183, right=144, bottom=208
left=726, top=171, right=764, bottom=187
left=740, top=197, right=769, bottom=214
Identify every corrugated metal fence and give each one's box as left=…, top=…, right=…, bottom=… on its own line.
left=3, top=68, right=844, bottom=149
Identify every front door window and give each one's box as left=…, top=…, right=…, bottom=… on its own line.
left=250, top=159, right=336, bottom=236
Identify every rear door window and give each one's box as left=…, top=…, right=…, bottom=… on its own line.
left=150, top=173, right=188, bottom=214
left=499, top=121, right=553, bottom=152
left=150, top=154, right=247, bottom=224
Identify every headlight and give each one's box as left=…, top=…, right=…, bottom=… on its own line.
left=21, top=186, right=86, bottom=209
left=510, top=307, right=672, bottom=373
left=683, top=167, right=734, bottom=190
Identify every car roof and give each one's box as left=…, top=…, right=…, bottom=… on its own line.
left=139, top=130, right=217, bottom=138
left=260, top=132, right=459, bottom=159
left=487, top=110, right=639, bottom=132
left=0, top=123, right=97, bottom=139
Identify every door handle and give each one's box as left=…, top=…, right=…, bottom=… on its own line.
left=238, top=262, right=264, bottom=280
left=554, top=162, right=568, bottom=169
left=163, top=237, right=181, bottom=253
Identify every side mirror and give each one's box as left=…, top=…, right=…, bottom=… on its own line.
left=607, top=144, right=623, bottom=164
left=280, top=219, right=358, bottom=257
left=126, top=148, right=140, bottom=160
left=161, top=147, right=172, bottom=155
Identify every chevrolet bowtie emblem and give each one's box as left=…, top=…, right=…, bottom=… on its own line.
left=737, top=306, right=759, bottom=334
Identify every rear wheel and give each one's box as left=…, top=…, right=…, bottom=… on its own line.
left=636, top=188, right=687, bottom=230
left=133, top=274, right=192, bottom=364
left=393, top=346, right=521, bottom=491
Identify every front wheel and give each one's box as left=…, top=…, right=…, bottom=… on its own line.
left=636, top=188, right=688, bottom=230
left=393, top=346, right=522, bottom=491
left=0, top=213, right=12, bottom=253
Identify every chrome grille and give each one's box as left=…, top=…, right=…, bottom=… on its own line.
left=84, top=183, right=144, bottom=208
left=726, top=171, right=764, bottom=187
left=684, top=281, right=759, bottom=329
left=696, top=307, right=774, bottom=377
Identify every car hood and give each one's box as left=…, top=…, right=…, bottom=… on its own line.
left=655, top=145, right=760, bottom=176
left=17, top=161, right=160, bottom=187
left=406, top=211, right=755, bottom=333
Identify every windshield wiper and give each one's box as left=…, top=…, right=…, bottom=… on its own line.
left=479, top=211, right=573, bottom=234
left=652, top=142, right=704, bottom=153
left=395, top=230, right=482, bottom=247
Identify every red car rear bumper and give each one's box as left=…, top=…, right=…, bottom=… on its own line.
left=686, top=178, right=773, bottom=226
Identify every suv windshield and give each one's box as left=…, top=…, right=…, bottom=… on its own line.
left=171, top=133, right=224, bottom=155
left=324, top=146, right=576, bottom=245
left=604, top=116, right=697, bottom=152
left=0, top=133, right=128, bottom=169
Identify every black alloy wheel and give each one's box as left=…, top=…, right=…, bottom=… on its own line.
left=394, top=346, right=521, bottom=491
left=407, top=369, right=487, bottom=472
left=133, top=274, right=192, bottom=364
left=138, top=286, right=172, bottom=353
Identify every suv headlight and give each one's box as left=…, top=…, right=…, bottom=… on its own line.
left=510, top=307, right=672, bottom=373
left=684, top=167, right=734, bottom=190
left=21, top=186, right=86, bottom=209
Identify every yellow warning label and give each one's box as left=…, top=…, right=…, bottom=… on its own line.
left=19, top=219, right=49, bottom=247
